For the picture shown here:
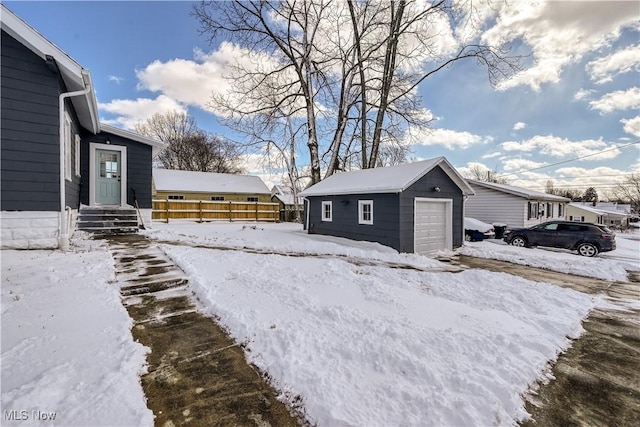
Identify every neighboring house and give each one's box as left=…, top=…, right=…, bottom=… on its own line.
left=299, top=157, right=474, bottom=254
left=570, top=202, right=631, bottom=228
left=271, top=185, right=303, bottom=222
left=152, top=169, right=271, bottom=203
left=1, top=5, right=162, bottom=250
left=566, top=203, right=608, bottom=224
left=465, top=180, right=570, bottom=228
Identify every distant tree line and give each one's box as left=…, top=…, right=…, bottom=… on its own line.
left=135, top=111, right=243, bottom=174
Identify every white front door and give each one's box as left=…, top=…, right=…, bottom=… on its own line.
left=414, top=198, right=452, bottom=254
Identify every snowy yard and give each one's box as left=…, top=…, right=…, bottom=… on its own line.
left=145, top=222, right=606, bottom=425
left=2, top=221, right=635, bottom=426
left=0, top=245, right=152, bottom=426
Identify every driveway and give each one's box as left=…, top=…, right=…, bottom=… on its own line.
left=454, top=255, right=640, bottom=426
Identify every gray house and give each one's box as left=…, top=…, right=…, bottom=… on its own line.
left=299, top=157, right=474, bottom=254
left=1, top=5, right=161, bottom=249
left=465, top=180, right=569, bottom=228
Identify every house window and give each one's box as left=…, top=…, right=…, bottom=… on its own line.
left=247, top=197, right=259, bottom=202
left=211, top=196, right=225, bottom=201
left=569, top=215, right=584, bottom=222
left=321, top=201, right=332, bottom=222
left=546, top=203, right=552, bottom=218
left=64, top=112, right=72, bottom=181
left=527, top=202, right=538, bottom=219
left=558, top=204, right=564, bottom=217
left=167, top=195, right=185, bottom=200
left=74, top=134, right=81, bottom=177
left=358, top=200, right=373, bottom=225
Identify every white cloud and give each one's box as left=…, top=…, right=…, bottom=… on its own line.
left=589, top=87, right=640, bottom=113
left=481, top=151, right=502, bottom=159
left=98, top=95, right=186, bottom=130
left=406, top=127, right=492, bottom=149
left=512, top=122, right=526, bottom=131
left=502, top=158, right=545, bottom=172
left=482, top=1, right=639, bottom=91
left=108, top=75, right=124, bottom=84
left=586, top=44, right=640, bottom=84
left=621, top=116, right=640, bottom=137
left=501, top=134, right=620, bottom=160
left=573, top=88, right=595, bottom=101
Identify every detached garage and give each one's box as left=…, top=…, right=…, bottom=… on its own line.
left=299, top=157, right=474, bottom=254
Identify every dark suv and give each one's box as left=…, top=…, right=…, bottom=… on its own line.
left=503, top=221, right=616, bottom=257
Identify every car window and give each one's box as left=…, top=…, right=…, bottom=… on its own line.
left=541, top=223, right=558, bottom=231
left=558, top=224, right=581, bottom=232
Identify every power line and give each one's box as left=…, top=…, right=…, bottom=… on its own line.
left=500, top=139, right=640, bottom=178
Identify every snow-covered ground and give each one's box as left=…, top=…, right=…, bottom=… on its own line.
left=146, top=222, right=603, bottom=425
left=3, top=220, right=634, bottom=426
left=458, top=231, right=639, bottom=282
left=1, top=245, right=152, bottom=426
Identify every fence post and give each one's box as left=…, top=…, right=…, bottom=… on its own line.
left=229, top=201, right=232, bottom=222
left=199, top=200, right=203, bottom=223
left=165, top=199, right=169, bottom=223
left=255, top=202, right=259, bottom=222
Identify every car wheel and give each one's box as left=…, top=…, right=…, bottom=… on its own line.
left=577, top=242, right=598, bottom=257
left=511, top=236, right=527, bottom=247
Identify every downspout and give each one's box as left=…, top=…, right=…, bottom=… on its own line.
left=59, top=79, right=91, bottom=251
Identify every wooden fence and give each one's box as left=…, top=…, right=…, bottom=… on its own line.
left=152, top=199, right=279, bottom=223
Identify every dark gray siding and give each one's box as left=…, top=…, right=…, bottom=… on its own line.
left=1, top=30, right=84, bottom=211
left=398, top=165, right=464, bottom=252
left=80, top=132, right=153, bottom=209
left=306, top=193, right=401, bottom=251
left=1, top=30, right=60, bottom=211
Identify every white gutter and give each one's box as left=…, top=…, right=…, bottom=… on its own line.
left=58, top=70, right=92, bottom=250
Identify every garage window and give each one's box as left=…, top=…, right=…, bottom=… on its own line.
left=168, top=195, right=185, bottom=200
left=321, top=201, right=332, bottom=222
left=358, top=200, right=373, bottom=225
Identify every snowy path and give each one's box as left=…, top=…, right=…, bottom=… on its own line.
left=107, top=234, right=303, bottom=426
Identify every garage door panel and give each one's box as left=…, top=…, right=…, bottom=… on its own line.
left=414, top=199, right=450, bottom=255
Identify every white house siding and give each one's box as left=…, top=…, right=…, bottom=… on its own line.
left=1, top=211, right=60, bottom=249
left=465, top=186, right=527, bottom=228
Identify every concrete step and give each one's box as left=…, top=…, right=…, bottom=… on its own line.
left=79, top=226, right=139, bottom=234
left=79, top=208, right=137, bottom=215
left=78, top=220, right=138, bottom=228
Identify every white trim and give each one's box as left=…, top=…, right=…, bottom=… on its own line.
left=321, top=201, right=333, bottom=222
left=358, top=200, right=374, bottom=225
left=100, top=123, right=163, bottom=148
left=89, top=142, right=127, bottom=207
left=74, top=134, right=81, bottom=177
left=414, top=197, right=453, bottom=253
left=64, top=112, right=72, bottom=181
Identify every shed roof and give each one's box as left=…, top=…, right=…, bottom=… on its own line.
left=467, top=180, right=570, bottom=202
left=153, top=169, right=270, bottom=194
left=299, top=157, right=474, bottom=197
left=568, top=203, right=609, bottom=216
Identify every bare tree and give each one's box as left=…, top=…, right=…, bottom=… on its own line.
left=610, top=174, right=640, bottom=212
left=135, top=111, right=242, bottom=173
left=192, top=0, right=521, bottom=183
left=464, top=164, right=508, bottom=184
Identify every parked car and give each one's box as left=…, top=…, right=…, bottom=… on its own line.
left=464, top=217, right=495, bottom=242
left=503, top=221, right=616, bottom=256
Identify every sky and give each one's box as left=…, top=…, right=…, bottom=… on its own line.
left=5, top=0, right=640, bottom=196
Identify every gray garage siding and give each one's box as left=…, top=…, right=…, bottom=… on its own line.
left=398, top=165, right=464, bottom=252
left=307, top=193, right=401, bottom=250
left=80, top=132, right=154, bottom=209
left=1, top=30, right=60, bottom=211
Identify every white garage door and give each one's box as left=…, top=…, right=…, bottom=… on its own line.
left=414, top=198, right=452, bottom=255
